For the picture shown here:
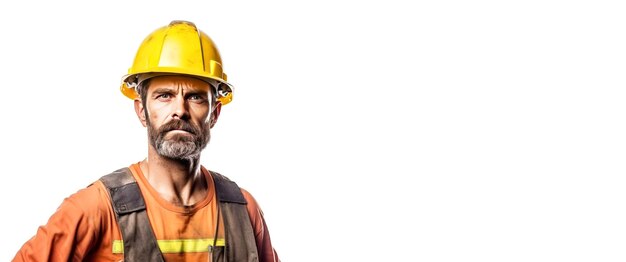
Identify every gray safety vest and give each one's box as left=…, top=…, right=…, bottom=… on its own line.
left=100, top=168, right=259, bottom=261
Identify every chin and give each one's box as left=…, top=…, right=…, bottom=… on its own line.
left=157, top=141, right=200, bottom=160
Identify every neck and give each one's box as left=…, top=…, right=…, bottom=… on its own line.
left=140, top=145, right=207, bottom=206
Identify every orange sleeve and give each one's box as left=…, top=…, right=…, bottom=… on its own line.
left=13, top=181, right=112, bottom=262
left=241, top=188, right=280, bottom=262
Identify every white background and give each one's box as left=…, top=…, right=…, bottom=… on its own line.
left=1, top=0, right=625, bottom=261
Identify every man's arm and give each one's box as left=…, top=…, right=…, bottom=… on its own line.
left=13, top=184, right=107, bottom=261
left=241, top=189, right=280, bottom=262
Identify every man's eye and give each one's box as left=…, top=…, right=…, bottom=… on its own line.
left=157, top=94, right=172, bottom=99
left=189, top=95, right=205, bottom=101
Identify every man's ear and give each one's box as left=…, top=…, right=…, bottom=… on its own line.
left=209, top=102, right=222, bottom=128
left=134, top=99, right=147, bottom=127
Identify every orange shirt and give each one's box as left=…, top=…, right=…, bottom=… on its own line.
left=13, top=163, right=279, bottom=262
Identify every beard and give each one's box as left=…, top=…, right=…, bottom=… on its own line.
left=147, top=118, right=211, bottom=161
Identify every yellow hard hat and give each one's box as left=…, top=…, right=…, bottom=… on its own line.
left=120, top=20, right=234, bottom=105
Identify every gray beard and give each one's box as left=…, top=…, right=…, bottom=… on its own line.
left=147, top=120, right=211, bottom=161
left=156, top=138, right=203, bottom=160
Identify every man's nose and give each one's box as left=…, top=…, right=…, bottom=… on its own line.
left=171, top=95, right=189, bottom=120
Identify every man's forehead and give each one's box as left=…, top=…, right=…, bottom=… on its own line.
left=148, top=75, right=213, bottom=92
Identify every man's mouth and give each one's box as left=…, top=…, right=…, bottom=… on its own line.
left=168, top=129, right=192, bottom=134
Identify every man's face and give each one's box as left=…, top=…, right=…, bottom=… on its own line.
left=138, top=75, right=220, bottom=160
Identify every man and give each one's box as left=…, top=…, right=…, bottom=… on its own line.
left=13, top=20, right=279, bottom=262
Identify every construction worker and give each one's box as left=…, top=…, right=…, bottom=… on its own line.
left=13, top=20, right=279, bottom=262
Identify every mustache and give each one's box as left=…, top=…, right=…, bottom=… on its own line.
left=158, top=119, right=199, bottom=135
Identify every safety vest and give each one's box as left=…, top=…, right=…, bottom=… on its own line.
left=100, top=168, right=260, bottom=261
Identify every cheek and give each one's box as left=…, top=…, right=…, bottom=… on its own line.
left=190, top=105, right=212, bottom=123
left=146, top=103, right=170, bottom=125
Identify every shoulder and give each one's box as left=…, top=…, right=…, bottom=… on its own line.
left=56, top=180, right=116, bottom=233
left=49, top=181, right=114, bottom=240
left=65, top=180, right=112, bottom=215
left=239, top=187, right=266, bottom=230
left=204, top=169, right=263, bottom=214
left=240, top=188, right=261, bottom=210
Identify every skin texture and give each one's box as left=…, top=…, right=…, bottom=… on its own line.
left=133, top=75, right=222, bottom=207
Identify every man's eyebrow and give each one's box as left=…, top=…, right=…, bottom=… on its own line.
left=151, top=87, right=176, bottom=94
left=184, top=89, right=209, bottom=95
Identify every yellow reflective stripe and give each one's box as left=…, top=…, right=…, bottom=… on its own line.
left=158, top=238, right=226, bottom=253
left=112, top=238, right=226, bottom=254
left=112, top=240, right=124, bottom=254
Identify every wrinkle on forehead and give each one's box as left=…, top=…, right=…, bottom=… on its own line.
left=148, top=76, right=213, bottom=95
